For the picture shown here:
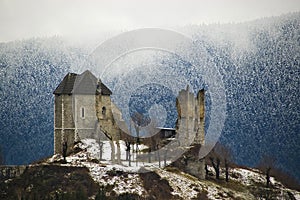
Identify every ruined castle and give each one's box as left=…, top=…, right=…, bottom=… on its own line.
left=53, top=70, right=205, bottom=179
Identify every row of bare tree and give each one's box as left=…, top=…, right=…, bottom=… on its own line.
left=205, top=142, right=232, bottom=182
left=206, top=142, right=274, bottom=186
left=205, top=142, right=299, bottom=190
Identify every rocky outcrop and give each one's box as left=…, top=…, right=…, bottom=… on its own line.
left=0, top=165, right=27, bottom=180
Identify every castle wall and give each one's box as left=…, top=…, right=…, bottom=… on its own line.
left=63, top=129, right=75, bottom=153
left=54, top=95, right=62, bottom=154
left=74, top=95, right=98, bottom=140
left=175, top=87, right=206, bottom=179
left=177, top=87, right=196, bottom=145
left=195, top=90, right=205, bottom=145
left=54, top=91, right=120, bottom=155
left=54, top=95, right=75, bottom=154
left=54, top=129, right=62, bottom=154
left=54, top=95, right=62, bottom=128
left=96, top=95, right=120, bottom=140
left=53, top=71, right=120, bottom=156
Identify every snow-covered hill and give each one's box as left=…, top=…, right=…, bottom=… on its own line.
left=43, top=139, right=299, bottom=200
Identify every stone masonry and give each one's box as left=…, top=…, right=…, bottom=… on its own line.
left=53, top=71, right=206, bottom=179
left=175, top=86, right=205, bottom=179
left=53, top=70, right=114, bottom=154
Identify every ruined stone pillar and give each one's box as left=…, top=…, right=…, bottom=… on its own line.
left=174, top=87, right=205, bottom=179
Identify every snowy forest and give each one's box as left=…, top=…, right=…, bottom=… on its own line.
left=0, top=12, right=299, bottom=183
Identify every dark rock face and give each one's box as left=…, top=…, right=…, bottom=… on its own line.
left=0, top=165, right=99, bottom=200
left=0, top=165, right=27, bottom=180
left=171, top=144, right=205, bottom=179
left=139, top=171, right=181, bottom=200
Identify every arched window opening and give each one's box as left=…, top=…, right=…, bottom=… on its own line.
left=102, top=106, right=106, bottom=117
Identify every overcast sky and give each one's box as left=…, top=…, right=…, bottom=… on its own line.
left=0, top=0, right=299, bottom=43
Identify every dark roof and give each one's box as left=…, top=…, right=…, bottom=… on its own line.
left=53, top=70, right=112, bottom=95
left=72, top=70, right=98, bottom=94
left=53, top=73, right=77, bottom=95
left=100, top=82, right=112, bottom=95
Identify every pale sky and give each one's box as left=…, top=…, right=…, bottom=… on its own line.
left=0, top=0, right=299, bottom=43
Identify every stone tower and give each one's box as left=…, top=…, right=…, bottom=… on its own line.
left=175, top=86, right=205, bottom=179
left=53, top=70, right=112, bottom=154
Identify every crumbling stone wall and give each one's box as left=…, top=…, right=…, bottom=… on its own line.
left=96, top=94, right=122, bottom=163
left=175, top=86, right=205, bottom=179
left=96, top=95, right=120, bottom=138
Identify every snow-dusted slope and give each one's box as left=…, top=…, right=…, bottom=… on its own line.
left=47, top=139, right=300, bottom=200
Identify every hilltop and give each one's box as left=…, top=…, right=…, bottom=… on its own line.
left=1, top=139, right=299, bottom=200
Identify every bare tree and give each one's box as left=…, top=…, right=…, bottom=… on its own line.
left=215, top=143, right=232, bottom=182
left=270, top=167, right=300, bottom=191
left=205, top=164, right=209, bottom=176
left=131, top=111, right=151, bottom=166
left=257, top=154, right=276, bottom=188
left=209, top=156, right=220, bottom=179
left=206, top=142, right=233, bottom=181
left=131, top=112, right=144, bottom=153
left=224, top=158, right=229, bottom=182
left=157, top=144, right=161, bottom=167
left=143, top=116, right=161, bottom=163
left=125, top=140, right=131, bottom=166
